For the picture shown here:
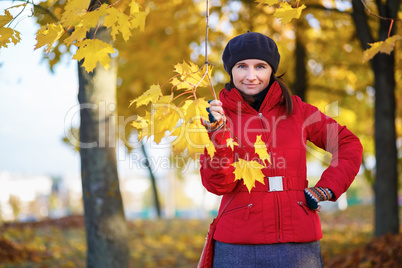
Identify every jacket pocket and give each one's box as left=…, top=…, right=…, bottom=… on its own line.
left=223, top=203, right=253, bottom=220
left=297, top=201, right=317, bottom=215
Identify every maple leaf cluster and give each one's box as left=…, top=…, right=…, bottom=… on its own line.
left=130, top=61, right=273, bottom=192
left=130, top=61, right=214, bottom=158
left=0, top=0, right=147, bottom=72
left=256, top=0, right=401, bottom=62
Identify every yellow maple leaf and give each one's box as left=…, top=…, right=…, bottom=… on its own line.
left=255, top=0, right=281, bottom=7
left=186, top=120, right=212, bottom=159
left=80, top=4, right=108, bottom=29
left=156, top=94, right=174, bottom=104
left=104, top=7, right=132, bottom=41
left=254, top=135, right=271, bottom=165
left=171, top=76, right=193, bottom=91
left=173, top=61, right=211, bottom=90
left=131, top=112, right=151, bottom=141
left=0, top=10, right=13, bottom=28
left=171, top=120, right=215, bottom=158
left=171, top=126, right=187, bottom=155
left=60, top=0, right=90, bottom=27
left=226, top=138, right=239, bottom=151
left=181, top=100, right=192, bottom=113
left=73, top=39, right=116, bottom=72
left=184, top=98, right=209, bottom=123
left=35, top=23, right=65, bottom=53
left=129, top=84, right=162, bottom=108
left=130, top=1, right=140, bottom=14
left=0, top=27, right=21, bottom=48
left=232, top=159, right=266, bottom=193
left=0, top=4, right=26, bottom=48
left=362, top=35, right=402, bottom=62
left=274, top=2, right=306, bottom=24
left=206, top=141, right=216, bottom=157
left=64, top=25, right=86, bottom=46
left=130, top=11, right=147, bottom=32
left=0, top=4, right=28, bottom=28
left=127, top=1, right=147, bottom=31
left=152, top=102, right=182, bottom=144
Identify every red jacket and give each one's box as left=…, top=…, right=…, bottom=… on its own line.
left=200, top=81, right=363, bottom=244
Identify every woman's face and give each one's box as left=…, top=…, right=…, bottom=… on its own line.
left=231, top=59, right=272, bottom=96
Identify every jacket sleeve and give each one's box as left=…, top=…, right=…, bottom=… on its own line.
left=301, top=98, right=363, bottom=200
left=199, top=121, right=238, bottom=195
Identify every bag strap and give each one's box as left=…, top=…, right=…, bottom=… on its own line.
left=213, top=182, right=243, bottom=225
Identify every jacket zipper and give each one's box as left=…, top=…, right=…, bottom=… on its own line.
left=222, top=203, right=253, bottom=220
left=275, top=192, right=281, bottom=242
left=297, top=201, right=316, bottom=214
left=244, top=204, right=252, bottom=220
left=258, top=112, right=281, bottom=241
left=297, top=201, right=309, bottom=215
left=257, top=112, right=273, bottom=166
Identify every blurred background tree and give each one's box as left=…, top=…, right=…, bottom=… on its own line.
left=351, top=0, right=400, bottom=236
left=1, top=1, right=401, bottom=267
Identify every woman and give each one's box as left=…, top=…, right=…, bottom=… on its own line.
left=200, top=32, right=363, bottom=267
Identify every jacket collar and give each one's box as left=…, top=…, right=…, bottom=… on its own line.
left=220, top=81, right=283, bottom=114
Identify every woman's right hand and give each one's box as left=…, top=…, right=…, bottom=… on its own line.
left=207, top=100, right=224, bottom=122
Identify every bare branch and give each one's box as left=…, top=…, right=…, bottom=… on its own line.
left=33, top=3, right=59, bottom=22
left=204, top=0, right=218, bottom=100
left=361, top=0, right=399, bottom=22
left=2, top=0, right=60, bottom=24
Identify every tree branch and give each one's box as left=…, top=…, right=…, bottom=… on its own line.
left=351, top=0, right=374, bottom=51
left=3, top=0, right=60, bottom=23
left=204, top=0, right=217, bottom=100
left=369, top=0, right=399, bottom=22
left=33, top=3, right=59, bottom=22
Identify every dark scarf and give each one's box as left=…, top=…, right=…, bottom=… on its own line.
left=225, top=80, right=274, bottom=111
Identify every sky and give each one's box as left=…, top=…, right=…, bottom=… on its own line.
left=0, top=4, right=81, bottom=177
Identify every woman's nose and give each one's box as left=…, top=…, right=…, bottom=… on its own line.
left=246, top=68, right=256, bottom=80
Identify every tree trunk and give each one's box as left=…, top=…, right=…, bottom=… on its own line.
left=351, top=0, right=399, bottom=236
left=294, top=20, right=307, bottom=101
left=373, top=52, right=399, bottom=236
left=78, top=24, right=129, bottom=268
left=140, top=142, right=161, bottom=218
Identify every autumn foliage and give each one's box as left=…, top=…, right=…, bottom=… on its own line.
left=1, top=0, right=147, bottom=72
left=0, top=205, right=401, bottom=267
left=327, top=233, right=402, bottom=268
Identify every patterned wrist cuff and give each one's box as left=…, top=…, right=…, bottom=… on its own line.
left=202, top=116, right=225, bottom=132
left=305, top=187, right=334, bottom=202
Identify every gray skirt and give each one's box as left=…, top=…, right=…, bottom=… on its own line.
left=213, top=240, right=324, bottom=268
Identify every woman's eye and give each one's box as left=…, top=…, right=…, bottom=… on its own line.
left=256, top=65, right=265, bottom=69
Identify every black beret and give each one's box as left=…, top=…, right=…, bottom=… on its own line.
left=222, top=32, right=280, bottom=74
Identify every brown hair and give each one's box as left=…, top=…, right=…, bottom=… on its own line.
left=272, top=74, right=293, bottom=115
